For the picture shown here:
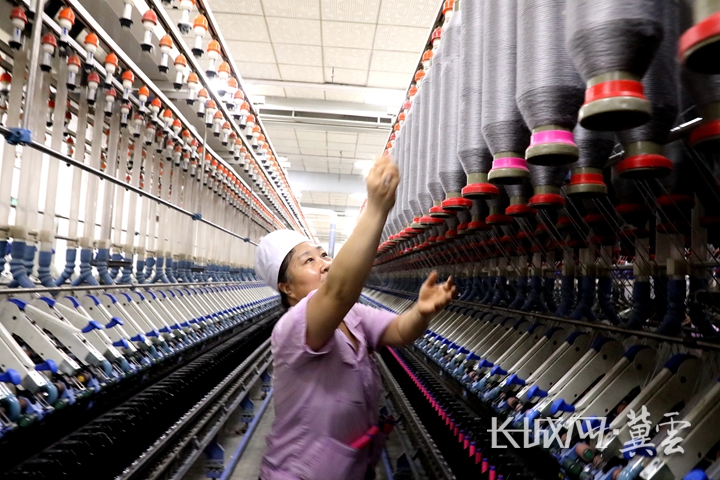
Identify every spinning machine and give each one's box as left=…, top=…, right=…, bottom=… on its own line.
left=368, top=0, right=720, bottom=479
left=0, top=0, right=312, bottom=477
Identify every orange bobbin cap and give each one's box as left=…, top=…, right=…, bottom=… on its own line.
left=193, top=14, right=208, bottom=30
left=218, top=62, right=231, bottom=77
left=58, top=7, right=75, bottom=26
left=207, top=39, right=221, bottom=55
left=431, top=27, right=442, bottom=42
left=11, top=6, right=27, bottom=24
left=42, top=33, right=57, bottom=48
left=121, top=70, right=134, bottom=84
left=84, top=32, right=99, bottom=48
left=160, top=35, right=173, bottom=49
left=142, top=10, right=158, bottom=25
left=174, top=54, right=187, bottom=67
left=67, top=54, right=82, bottom=68
left=105, top=52, right=119, bottom=69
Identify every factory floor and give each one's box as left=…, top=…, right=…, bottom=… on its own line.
left=183, top=390, right=400, bottom=480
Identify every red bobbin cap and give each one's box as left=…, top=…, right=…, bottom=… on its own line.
left=690, top=119, right=720, bottom=148
left=528, top=193, right=565, bottom=209
left=468, top=220, right=488, bottom=230
left=429, top=205, right=454, bottom=217
left=461, top=182, right=499, bottom=198
left=678, top=11, right=720, bottom=74
left=615, top=154, right=673, bottom=179
left=486, top=213, right=513, bottom=225
left=441, top=197, right=472, bottom=210
left=506, top=204, right=537, bottom=217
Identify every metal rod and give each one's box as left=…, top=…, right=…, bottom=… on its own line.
left=0, top=279, right=263, bottom=295
left=0, top=124, right=258, bottom=246
left=20, top=0, right=46, bottom=133
left=372, top=287, right=720, bottom=351
left=218, top=386, right=274, bottom=480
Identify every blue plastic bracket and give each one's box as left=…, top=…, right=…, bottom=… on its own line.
left=4, top=127, right=31, bottom=145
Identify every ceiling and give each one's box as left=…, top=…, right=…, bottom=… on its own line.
left=205, top=0, right=441, bottom=247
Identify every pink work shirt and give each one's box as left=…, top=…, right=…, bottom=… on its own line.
left=259, top=291, right=396, bottom=480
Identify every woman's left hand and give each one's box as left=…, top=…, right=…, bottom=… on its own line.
left=417, top=271, right=456, bottom=317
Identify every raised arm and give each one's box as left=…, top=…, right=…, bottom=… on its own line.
left=305, top=156, right=399, bottom=351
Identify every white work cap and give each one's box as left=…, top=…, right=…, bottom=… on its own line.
left=254, top=229, right=309, bottom=291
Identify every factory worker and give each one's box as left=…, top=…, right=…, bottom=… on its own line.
left=255, top=155, right=456, bottom=480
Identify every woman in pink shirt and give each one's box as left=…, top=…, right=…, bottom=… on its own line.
left=254, top=156, right=456, bottom=480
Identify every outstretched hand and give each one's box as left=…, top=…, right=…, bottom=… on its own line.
left=417, top=271, right=456, bottom=317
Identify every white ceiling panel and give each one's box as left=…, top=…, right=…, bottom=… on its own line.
left=328, top=149, right=354, bottom=157
left=237, top=62, right=281, bottom=80
left=301, top=148, right=329, bottom=156
left=328, top=144, right=356, bottom=153
left=274, top=44, right=323, bottom=66
left=305, top=164, right=328, bottom=173
left=246, top=84, right=286, bottom=96
left=226, top=41, right=276, bottom=64
left=358, top=133, right=388, bottom=145
left=270, top=138, right=299, bottom=148
left=298, top=139, right=328, bottom=149
left=327, top=132, right=357, bottom=143
left=262, top=0, right=321, bottom=19
left=214, top=14, right=271, bottom=42
left=322, top=21, right=377, bottom=49
left=278, top=146, right=302, bottom=154
left=324, top=90, right=367, bottom=103
left=279, top=65, right=325, bottom=82
left=367, top=71, right=410, bottom=89
left=377, top=0, right=440, bottom=27
left=267, top=18, right=323, bottom=45
left=208, top=0, right=264, bottom=15
left=285, top=87, right=326, bottom=99
left=370, top=50, right=420, bottom=73
left=324, top=67, right=368, bottom=86
left=323, top=47, right=372, bottom=70
left=205, top=0, right=439, bottom=227
left=321, top=0, right=381, bottom=23
left=265, top=128, right=297, bottom=139
left=296, top=131, right=327, bottom=142
left=356, top=144, right=383, bottom=154
left=373, top=25, right=429, bottom=52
